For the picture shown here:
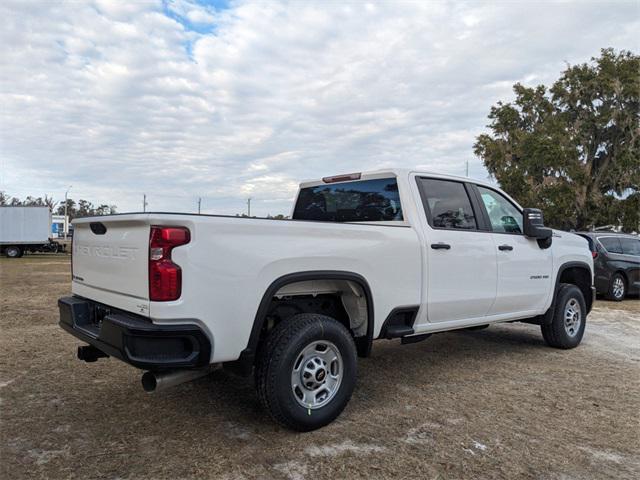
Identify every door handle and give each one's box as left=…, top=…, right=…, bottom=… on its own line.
left=498, top=244, right=513, bottom=251
left=431, top=243, right=451, bottom=250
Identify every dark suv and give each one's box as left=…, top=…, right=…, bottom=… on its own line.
left=577, top=232, right=640, bottom=301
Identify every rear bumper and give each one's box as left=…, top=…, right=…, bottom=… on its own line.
left=58, top=296, right=211, bottom=370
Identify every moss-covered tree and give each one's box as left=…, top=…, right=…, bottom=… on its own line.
left=474, top=49, right=639, bottom=232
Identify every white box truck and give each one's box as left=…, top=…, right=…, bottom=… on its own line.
left=0, top=206, right=62, bottom=257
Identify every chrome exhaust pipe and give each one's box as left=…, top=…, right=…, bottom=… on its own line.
left=141, top=367, right=215, bottom=393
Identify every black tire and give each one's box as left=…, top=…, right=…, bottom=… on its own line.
left=5, top=246, right=22, bottom=258
left=606, top=273, right=626, bottom=301
left=255, top=313, right=357, bottom=431
left=541, top=283, right=586, bottom=349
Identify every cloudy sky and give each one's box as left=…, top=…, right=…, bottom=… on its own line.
left=1, top=1, right=638, bottom=216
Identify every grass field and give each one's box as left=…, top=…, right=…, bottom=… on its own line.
left=1, top=255, right=639, bottom=479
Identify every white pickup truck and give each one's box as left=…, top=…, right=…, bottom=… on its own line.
left=59, top=169, right=594, bottom=431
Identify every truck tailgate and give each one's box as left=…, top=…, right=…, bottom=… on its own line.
left=72, top=218, right=150, bottom=312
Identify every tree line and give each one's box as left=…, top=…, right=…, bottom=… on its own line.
left=0, top=192, right=116, bottom=220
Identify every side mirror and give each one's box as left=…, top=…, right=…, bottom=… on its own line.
left=523, top=208, right=552, bottom=247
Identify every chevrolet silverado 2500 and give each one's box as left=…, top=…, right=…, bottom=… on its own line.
left=58, top=169, right=594, bottom=431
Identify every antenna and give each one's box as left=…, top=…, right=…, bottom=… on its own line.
left=197, top=197, right=201, bottom=214
left=143, top=194, right=148, bottom=212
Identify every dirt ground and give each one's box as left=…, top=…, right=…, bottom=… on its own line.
left=1, top=256, right=639, bottom=480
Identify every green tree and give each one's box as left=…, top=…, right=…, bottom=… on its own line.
left=56, top=199, right=77, bottom=218
left=474, top=48, right=639, bottom=232
left=55, top=198, right=116, bottom=219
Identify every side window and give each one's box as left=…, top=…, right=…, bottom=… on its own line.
left=599, top=237, right=623, bottom=254
left=620, top=238, right=640, bottom=256
left=477, top=186, right=523, bottom=234
left=418, top=178, right=477, bottom=230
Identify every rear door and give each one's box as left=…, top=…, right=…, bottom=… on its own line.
left=415, top=177, right=497, bottom=323
left=472, top=185, right=552, bottom=315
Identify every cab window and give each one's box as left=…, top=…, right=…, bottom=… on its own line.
left=417, top=178, right=477, bottom=230
left=477, top=186, right=523, bottom=234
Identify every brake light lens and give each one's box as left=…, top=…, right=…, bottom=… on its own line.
left=322, top=172, right=361, bottom=183
left=592, top=251, right=598, bottom=259
left=149, top=226, right=190, bottom=301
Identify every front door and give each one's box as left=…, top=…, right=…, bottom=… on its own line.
left=474, top=185, right=552, bottom=315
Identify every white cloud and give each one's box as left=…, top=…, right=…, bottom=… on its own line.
left=0, top=0, right=637, bottom=215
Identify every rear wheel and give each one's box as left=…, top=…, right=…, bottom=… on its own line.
left=255, top=313, right=357, bottom=431
left=606, top=273, right=626, bottom=301
left=541, top=283, right=586, bottom=349
left=5, top=246, right=22, bottom=258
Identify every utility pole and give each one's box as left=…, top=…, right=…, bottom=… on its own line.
left=247, top=197, right=251, bottom=217
left=143, top=194, right=148, bottom=212
left=64, top=185, right=72, bottom=237
left=197, top=197, right=201, bottom=214
left=465, top=159, right=469, bottom=177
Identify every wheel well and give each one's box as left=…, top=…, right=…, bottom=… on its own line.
left=264, top=294, right=350, bottom=332
left=613, top=270, right=628, bottom=285
left=263, top=278, right=368, bottom=340
left=227, top=272, right=374, bottom=376
left=559, top=266, right=593, bottom=312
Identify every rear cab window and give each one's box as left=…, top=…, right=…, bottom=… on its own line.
left=292, top=177, right=403, bottom=222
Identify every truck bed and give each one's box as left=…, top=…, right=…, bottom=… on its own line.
left=72, top=213, right=423, bottom=363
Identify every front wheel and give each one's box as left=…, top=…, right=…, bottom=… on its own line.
left=4, top=246, right=22, bottom=258
left=541, top=283, right=586, bottom=349
left=255, top=313, right=357, bottom=431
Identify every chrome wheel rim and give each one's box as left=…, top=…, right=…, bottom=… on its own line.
left=613, top=277, right=625, bottom=299
left=564, top=298, right=582, bottom=337
left=291, top=340, right=343, bottom=410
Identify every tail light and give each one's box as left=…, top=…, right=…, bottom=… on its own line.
left=592, top=251, right=598, bottom=259
left=149, top=226, right=190, bottom=301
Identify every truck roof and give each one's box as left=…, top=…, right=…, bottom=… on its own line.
left=299, top=168, right=496, bottom=189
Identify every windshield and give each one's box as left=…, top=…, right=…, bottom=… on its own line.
left=292, top=178, right=403, bottom=222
